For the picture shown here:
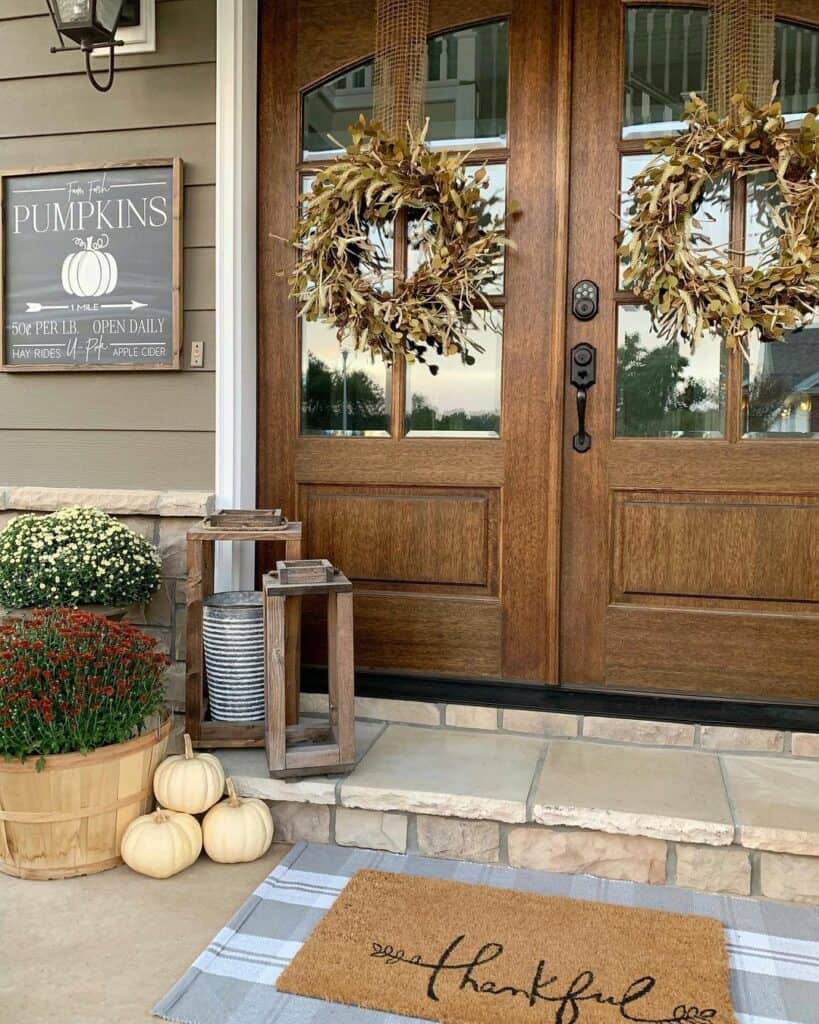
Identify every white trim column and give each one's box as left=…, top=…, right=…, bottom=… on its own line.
left=215, top=0, right=258, bottom=591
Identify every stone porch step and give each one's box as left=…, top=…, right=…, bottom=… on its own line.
left=217, top=719, right=819, bottom=904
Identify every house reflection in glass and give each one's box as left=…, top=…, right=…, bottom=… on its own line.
left=744, top=323, right=819, bottom=437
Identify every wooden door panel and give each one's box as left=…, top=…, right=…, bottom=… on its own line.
left=609, top=442, right=819, bottom=492
left=295, top=438, right=504, bottom=486
left=302, top=486, right=498, bottom=588
left=353, top=593, right=502, bottom=675
left=259, top=0, right=568, bottom=683
left=562, top=0, right=819, bottom=700
left=301, top=591, right=503, bottom=676
left=606, top=605, right=819, bottom=701
left=614, top=493, right=819, bottom=603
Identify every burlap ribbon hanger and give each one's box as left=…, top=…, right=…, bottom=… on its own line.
left=707, top=0, right=776, bottom=116
left=372, top=0, right=430, bottom=138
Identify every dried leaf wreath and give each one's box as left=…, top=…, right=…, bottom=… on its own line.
left=620, top=89, right=819, bottom=354
left=287, top=116, right=515, bottom=373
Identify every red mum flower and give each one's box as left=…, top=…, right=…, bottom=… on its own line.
left=0, top=609, right=165, bottom=764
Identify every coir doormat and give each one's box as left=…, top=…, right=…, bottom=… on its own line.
left=277, top=868, right=737, bottom=1024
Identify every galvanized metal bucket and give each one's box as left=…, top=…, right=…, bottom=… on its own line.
left=203, top=591, right=265, bottom=722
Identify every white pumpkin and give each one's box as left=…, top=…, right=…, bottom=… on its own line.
left=202, top=778, right=274, bottom=864
left=121, top=808, right=202, bottom=879
left=61, top=236, right=118, bottom=298
left=153, top=733, right=225, bottom=814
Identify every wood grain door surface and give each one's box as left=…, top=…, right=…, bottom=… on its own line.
left=258, top=0, right=571, bottom=683
left=259, top=0, right=819, bottom=701
left=561, top=0, right=819, bottom=701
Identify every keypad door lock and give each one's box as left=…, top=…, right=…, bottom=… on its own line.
left=570, top=343, right=597, bottom=453
left=572, top=279, right=599, bottom=321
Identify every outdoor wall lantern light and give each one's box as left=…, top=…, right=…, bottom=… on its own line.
left=45, top=0, right=127, bottom=93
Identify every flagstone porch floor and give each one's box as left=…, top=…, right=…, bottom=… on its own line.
left=213, top=697, right=819, bottom=905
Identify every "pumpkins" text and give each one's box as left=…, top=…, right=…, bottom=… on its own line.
left=12, top=196, right=169, bottom=235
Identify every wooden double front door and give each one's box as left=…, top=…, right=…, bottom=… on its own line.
left=258, top=0, right=819, bottom=701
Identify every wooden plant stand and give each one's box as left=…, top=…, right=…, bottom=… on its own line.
left=185, top=511, right=303, bottom=749
left=263, top=564, right=356, bottom=778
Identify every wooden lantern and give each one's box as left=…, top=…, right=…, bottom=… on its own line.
left=263, top=562, right=356, bottom=778
left=185, top=510, right=303, bottom=749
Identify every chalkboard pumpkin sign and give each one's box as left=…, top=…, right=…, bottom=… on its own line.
left=0, top=159, right=183, bottom=371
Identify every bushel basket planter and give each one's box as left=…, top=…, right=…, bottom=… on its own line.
left=0, top=715, right=170, bottom=880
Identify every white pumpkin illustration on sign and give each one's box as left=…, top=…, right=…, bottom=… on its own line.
left=61, top=235, right=118, bottom=298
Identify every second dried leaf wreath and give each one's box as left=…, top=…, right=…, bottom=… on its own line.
left=287, top=116, right=516, bottom=373
left=620, top=89, right=819, bottom=356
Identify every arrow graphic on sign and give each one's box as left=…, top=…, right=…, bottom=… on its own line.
left=25, top=299, right=147, bottom=313
left=25, top=302, right=70, bottom=313
left=99, top=300, right=148, bottom=311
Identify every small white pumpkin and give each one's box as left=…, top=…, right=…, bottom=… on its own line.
left=202, top=778, right=274, bottom=864
left=121, top=808, right=202, bottom=879
left=153, top=733, right=225, bottom=814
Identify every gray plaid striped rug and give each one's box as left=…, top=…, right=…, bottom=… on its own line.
left=154, top=841, right=819, bottom=1024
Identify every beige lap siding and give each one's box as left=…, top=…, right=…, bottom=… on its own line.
left=0, top=0, right=217, bottom=492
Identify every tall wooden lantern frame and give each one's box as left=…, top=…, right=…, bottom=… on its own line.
left=185, top=511, right=303, bottom=749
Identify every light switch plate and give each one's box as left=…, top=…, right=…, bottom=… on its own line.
left=190, top=341, right=204, bottom=368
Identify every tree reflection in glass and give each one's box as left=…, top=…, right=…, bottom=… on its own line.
left=301, top=322, right=390, bottom=436
left=615, top=306, right=725, bottom=437
left=406, top=313, right=502, bottom=437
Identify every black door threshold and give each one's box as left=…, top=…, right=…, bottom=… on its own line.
left=301, top=667, right=819, bottom=734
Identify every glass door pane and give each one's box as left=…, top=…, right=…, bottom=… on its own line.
left=302, top=19, right=509, bottom=157
left=301, top=321, right=391, bottom=436
left=623, top=6, right=707, bottom=139
left=406, top=313, right=503, bottom=436
left=615, top=305, right=726, bottom=437
left=776, top=20, right=819, bottom=118
left=743, top=321, right=819, bottom=438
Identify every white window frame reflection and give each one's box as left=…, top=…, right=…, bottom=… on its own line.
left=302, top=21, right=509, bottom=160
left=622, top=9, right=819, bottom=141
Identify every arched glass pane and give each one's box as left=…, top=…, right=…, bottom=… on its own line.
left=624, top=9, right=819, bottom=139
left=623, top=6, right=708, bottom=139
left=303, top=20, right=508, bottom=158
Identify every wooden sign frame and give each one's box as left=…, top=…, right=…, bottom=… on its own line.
left=0, top=158, right=183, bottom=372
